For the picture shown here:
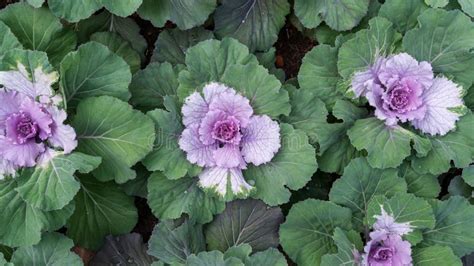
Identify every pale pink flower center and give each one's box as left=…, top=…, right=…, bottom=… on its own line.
left=211, top=116, right=240, bottom=144
left=6, top=112, right=38, bottom=144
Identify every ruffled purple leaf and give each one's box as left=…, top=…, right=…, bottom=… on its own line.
left=179, top=123, right=217, bottom=167
left=362, top=233, right=412, bottom=266
left=372, top=207, right=413, bottom=239
left=411, top=77, right=465, bottom=136
left=241, top=115, right=281, bottom=166
left=352, top=57, right=386, bottom=98
left=0, top=63, right=57, bottom=99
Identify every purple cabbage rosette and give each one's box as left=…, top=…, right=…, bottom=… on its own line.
left=341, top=12, right=474, bottom=173
left=179, top=82, right=281, bottom=198
left=0, top=50, right=79, bottom=178
left=138, top=38, right=317, bottom=224
left=0, top=74, right=77, bottom=177
left=351, top=52, right=464, bottom=136
left=297, top=7, right=474, bottom=175
left=358, top=207, right=414, bottom=266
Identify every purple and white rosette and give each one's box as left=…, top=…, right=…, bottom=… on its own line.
left=352, top=53, right=465, bottom=136
left=179, top=82, right=281, bottom=197
left=0, top=64, right=77, bottom=178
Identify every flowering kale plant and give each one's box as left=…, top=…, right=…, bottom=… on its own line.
left=359, top=207, right=413, bottom=266
left=179, top=82, right=281, bottom=197
left=0, top=0, right=473, bottom=265
left=352, top=53, right=464, bottom=136
left=0, top=65, right=77, bottom=178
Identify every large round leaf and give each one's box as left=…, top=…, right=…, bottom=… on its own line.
left=0, top=21, right=21, bottom=56
left=280, top=199, right=353, bottom=266
left=147, top=172, right=225, bottom=224
left=447, top=176, right=473, bottom=202
left=48, top=0, right=142, bottom=23
left=0, top=180, right=74, bottom=247
left=220, top=64, right=291, bottom=118
left=60, top=42, right=132, bottom=109
left=66, top=175, right=138, bottom=250
left=0, top=180, right=45, bottom=247
left=338, top=17, right=401, bottom=80
left=244, top=124, right=317, bottom=206
left=76, top=12, right=147, bottom=61
left=138, top=0, right=216, bottom=30
left=90, top=233, right=155, bottom=265
left=329, top=158, right=407, bottom=230
left=0, top=3, right=76, bottom=66
left=151, top=27, right=214, bottom=66
left=130, top=62, right=184, bottom=111
left=72, top=96, right=155, bottom=183
left=413, top=246, right=462, bottom=266
left=403, top=8, right=474, bottom=88
left=48, top=0, right=101, bottom=23
left=148, top=220, right=206, bottom=265
left=298, top=44, right=342, bottom=109
left=214, top=0, right=290, bottom=52
left=185, top=250, right=243, bottom=266
left=424, top=0, right=449, bottom=8
left=462, top=165, right=474, bottom=187
left=459, top=0, right=474, bottom=17
left=26, top=0, right=45, bottom=8
left=90, top=31, right=141, bottom=74
left=143, top=96, right=198, bottom=179
left=245, top=248, right=287, bottom=266
left=379, top=0, right=428, bottom=33
left=15, top=153, right=101, bottom=211
left=188, top=245, right=287, bottom=266
left=281, top=87, right=328, bottom=144
left=398, top=163, right=440, bottom=198
left=205, top=199, right=283, bottom=252
left=0, top=253, right=6, bottom=265
left=315, top=100, right=367, bottom=174
left=410, top=113, right=474, bottom=175
left=10, top=233, right=82, bottom=266
left=320, top=228, right=363, bottom=266
left=294, top=0, right=369, bottom=31
left=101, top=0, right=143, bottom=17
left=347, top=117, right=432, bottom=169
left=422, top=196, right=474, bottom=257
left=36, top=202, right=75, bottom=232
left=177, top=38, right=258, bottom=101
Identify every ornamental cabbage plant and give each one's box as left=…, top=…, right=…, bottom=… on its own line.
left=358, top=207, right=414, bottom=266
left=352, top=53, right=465, bottom=136
left=139, top=38, right=317, bottom=224
left=0, top=64, right=76, bottom=178
left=179, top=82, right=281, bottom=197
left=298, top=3, right=474, bottom=173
